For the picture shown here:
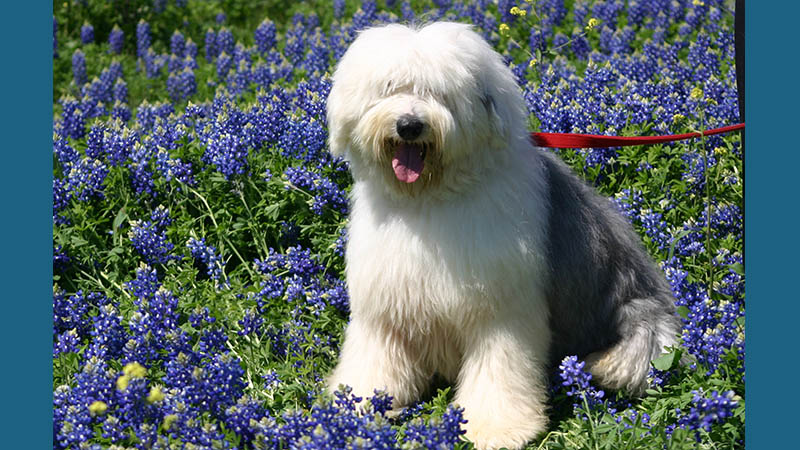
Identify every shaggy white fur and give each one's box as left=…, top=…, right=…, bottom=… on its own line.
left=325, top=22, right=679, bottom=450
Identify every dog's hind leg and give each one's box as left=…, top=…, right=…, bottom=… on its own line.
left=584, top=297, right=680, bottom=396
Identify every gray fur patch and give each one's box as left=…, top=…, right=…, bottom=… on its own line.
left=538, top=148, right=680, bottom=391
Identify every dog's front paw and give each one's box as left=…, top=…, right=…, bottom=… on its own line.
left=463, top=415, right=546, bottom=450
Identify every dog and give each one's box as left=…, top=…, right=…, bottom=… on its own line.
left=325, top=22, right=680, bottom=450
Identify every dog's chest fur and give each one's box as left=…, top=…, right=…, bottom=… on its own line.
left=344, top=153, right=551, bottom=339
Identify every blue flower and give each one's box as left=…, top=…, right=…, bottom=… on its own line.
left=558, top=355, right=605, bottom=414
left=80, top=22, right=94, bottom=44
left=204, top=28, right=217, bottom=61
left=136, top=19, right=151, bottom=60
left=255, top=18, right=277, bottom=55
left=170, top=30, right=186, bottom=57
left=187, top=237, right=228, bottom=287
left=333, top=0, right=346, bottom=19
left=678, top=389, right=739, bottom=441
left=108, top=25, right=124, bottom=54
left=128, top=206, right=178, bottom=265
left=72, top=49, right=87, bottom=86
left=216, top=27, right=235, bottom=58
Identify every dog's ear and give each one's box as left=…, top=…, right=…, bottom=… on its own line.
left=481, top=88, right=510, bottom=147
left=327, top=121, right=349, bottom=157
left=326, top=85, right=350, bottom=158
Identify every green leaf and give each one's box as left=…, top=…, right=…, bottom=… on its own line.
left=729, top=262, right=744, bottom=275
left=652, top=350, right=679, bottom=371
left=112, top=207, right=128, bottom=232
left=70, top=235, right=88, bottom=247
left=676, top=305, right=690, bottom=319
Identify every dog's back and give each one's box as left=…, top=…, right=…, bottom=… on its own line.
left=538, top=148, right=680, bottom=394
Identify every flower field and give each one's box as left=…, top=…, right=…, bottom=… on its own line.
left=52, top=1, right=744, bottom=448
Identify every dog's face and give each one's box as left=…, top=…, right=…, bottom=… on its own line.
left=326, top=22, right=528, bottom=196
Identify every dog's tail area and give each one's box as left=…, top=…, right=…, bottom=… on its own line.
left=584, top=298, right=681, bottom=396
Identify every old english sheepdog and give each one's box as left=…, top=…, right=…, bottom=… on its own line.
left=325, top=22, right=680, bottom=450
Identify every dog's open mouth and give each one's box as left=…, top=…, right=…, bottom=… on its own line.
left=391, top=142, right=428, bottom=183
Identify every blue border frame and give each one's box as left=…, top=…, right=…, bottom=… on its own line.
left=0, top=1, right=52, bottom=447
left=2, top=1, right=794, bottom=448
left=746, top=1, right=799, bottom=448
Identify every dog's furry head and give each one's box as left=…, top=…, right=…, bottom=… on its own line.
left=327, top=22, right=529, bottom=197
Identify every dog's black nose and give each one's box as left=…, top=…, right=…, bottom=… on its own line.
left=396, top=115, right=424, bottom=141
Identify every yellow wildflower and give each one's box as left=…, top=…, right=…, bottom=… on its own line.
left=510, top=6, right=527, bottom=17
left=88, top=400, right=108, bottom=416
left=499, top=23, right=510, bottom=37
left=147, top=386, right=166, bottom=404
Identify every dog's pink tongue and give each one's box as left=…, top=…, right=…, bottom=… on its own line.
left=392, top=143, right=424, bottom=183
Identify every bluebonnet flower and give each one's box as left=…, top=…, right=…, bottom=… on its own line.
left=85, top=124, right=106, bottom=159
left=167, top=53, right=183, bottom=73
left=80, top=22, right=94, bottom=44
left=64, top=156, right=109, bottom=201
left=185, top=38, right=198, bottom=59
left=283, top=166, right=349, bottom=215
left=136, top=19, right=151, bottom=60
left=53, top=245, right=71, bottom=272
left=135, top=100, right=174, bottom=131
left=108, top=25, right=124, bottom=54
left=404, top=404, right=468, bottom=448
left=72, top=49, right=87, bottom=86
left=53, top=328, right=80, bottom=356
left=53, top=289, right=91, bottom=337
left=571, top=28, right=591, bottom=59
left=111, top=101, right=131, bottom=123
left=187, top=237, right=227, bottom=287
left=303, top=30, right=331, bottom=75
left=53, top=134, right=78, bottom=167
left=237, top=308, right=263, bottom=336
left=263, top=370, right=282, bottom=389
left=100, top=415, right=126, bottom=443
left=127, top=141, right=156, bottom=196
left=143, top=48, right=165, bottom=78
left=283, top=33, right=305, bottom=66
left=204, top=28, right=216, bottom=61
left=677, top=390, right=739, bottom=441
left=113, top=78, right=128, bottom=103
left=279, top=114, right=328, bottom=161
left=334, top=227, right=348, bottom=257
left=224, top=396, right=270, bottom=445
left=87, top=303, right=126, bottom=360
left=255, top=18, right=277, bottom=55
left=216, top=12, right=227, bottom=24
left=55, top=359, right=112, bottom=449
left=177, top=68, right=197, bottom=100
left=170, top=30, right=186, bottom=57
left=59, top=96, right=86, bottom=139
left=216, top=51, right=232, bottom=79
left=333, top=0, right=346, bottom=19
left=216, top=27, right=235, bottom=58
left=558, top=355, right=605, bottom=414
left=53, top=177, right=70, bottom=224
left=128, top=206, right=177, bottom=265
left=166, top=351, right=245, bottom=417
left=86, top=74, right=113, bottom=107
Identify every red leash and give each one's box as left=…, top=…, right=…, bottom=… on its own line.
left=531, top=123, right=744, bottom=149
